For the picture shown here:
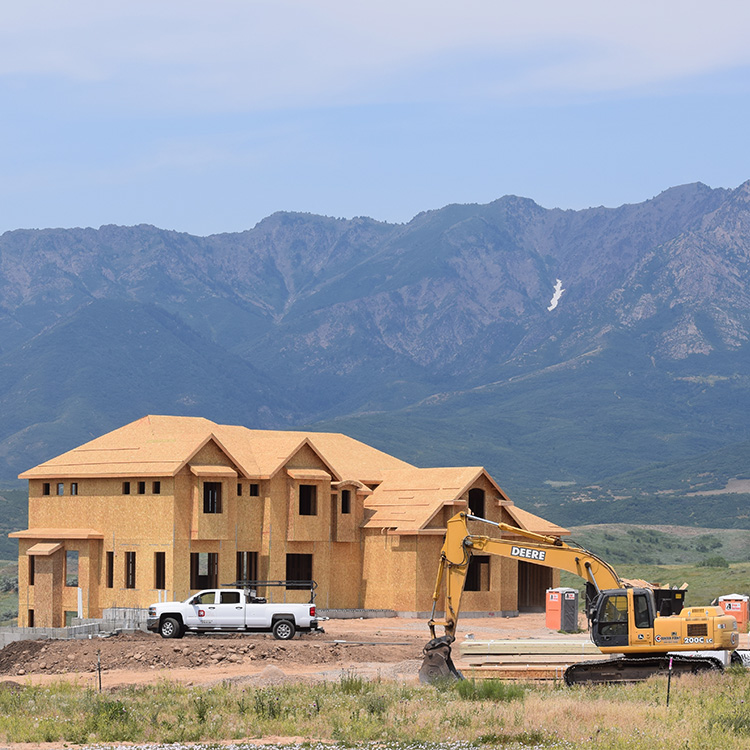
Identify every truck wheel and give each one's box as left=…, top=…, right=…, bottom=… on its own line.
left=272, top=619, right=296, bottom=640
left=160, top=617, right=183, bottom=639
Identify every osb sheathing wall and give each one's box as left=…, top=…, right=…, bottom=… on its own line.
left=331, top=484, right=362, bottom=543
left=285, top=443, right=333, bottom=544
left=17, top=421, right=566, bottom=625
left=361, top=531, right=445, bottom=613
left=20, top=477, right=178, bottom=621
left=34, top=548, right=64, bottom=628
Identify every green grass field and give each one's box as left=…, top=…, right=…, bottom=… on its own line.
left=0, top=559, right=18, bottom=626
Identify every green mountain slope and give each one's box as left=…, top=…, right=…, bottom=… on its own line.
left=0, top=299, right=296, bottom=479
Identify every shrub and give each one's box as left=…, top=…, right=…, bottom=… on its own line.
left=698, top=555, right=729, bottom=568
left=338, top=670, right=367, bottom=695
left=253, top=688, right=285, bottom=719
left=455, top=679, right=525, bottom=702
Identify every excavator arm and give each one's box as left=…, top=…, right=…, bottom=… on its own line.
left=427, top=512, right=620, bottom=640
left=420, top=511, right=738, bottom=685
left=420, top=511, right=621, bottom=682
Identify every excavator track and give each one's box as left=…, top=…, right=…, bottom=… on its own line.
left=564, top=654, right=724, bottom=686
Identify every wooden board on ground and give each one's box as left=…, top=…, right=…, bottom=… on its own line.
left=458, top=638, right=606, bottom=681
left=460, top=639, right=600, bottom=656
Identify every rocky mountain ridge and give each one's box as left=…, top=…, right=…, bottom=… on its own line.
left=1, top=180, right=749, bottom=526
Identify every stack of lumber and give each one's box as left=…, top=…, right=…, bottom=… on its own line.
left=458, top=639, right=607, bottom=680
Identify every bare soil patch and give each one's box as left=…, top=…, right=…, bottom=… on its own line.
left=0, top=613, right=560, bottom=689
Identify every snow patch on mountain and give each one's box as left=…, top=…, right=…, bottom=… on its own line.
left=547, top=279, right=565, bottom=311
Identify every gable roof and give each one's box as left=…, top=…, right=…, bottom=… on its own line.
left=18, top=415, right=413, bottom=482
left=504, top=504, right=570, bottom=537
left=362, top=466, right=505, bottom=533
left=362, top=466, right=570, bottom=537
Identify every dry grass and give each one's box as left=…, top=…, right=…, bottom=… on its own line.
left=2, top=669, right=750, bottom=748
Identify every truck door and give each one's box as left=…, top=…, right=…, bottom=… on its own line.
left=244, top=593, right=271, bottom=627
left=185, top=590, right=217, bottom=628
left=591, top=591, right=630, bottom=649
left=213, top=590, right=246, bottom=629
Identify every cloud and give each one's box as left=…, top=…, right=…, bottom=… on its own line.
left=2, top=0, right=750, bottom=115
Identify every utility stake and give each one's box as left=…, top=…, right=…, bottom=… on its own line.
left=97, top=649, right=102, bottom=692
left=666, top=656, right=673, bottom=707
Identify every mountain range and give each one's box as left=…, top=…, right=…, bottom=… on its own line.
left=1, top=180, right=749, bottom=530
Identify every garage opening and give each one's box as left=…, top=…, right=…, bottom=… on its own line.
left=517, top=560, right=552, bottom=611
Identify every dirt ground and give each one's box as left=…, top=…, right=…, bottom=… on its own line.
left=0, top=613, right=568, bottom=689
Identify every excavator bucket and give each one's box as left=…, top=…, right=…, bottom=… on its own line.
left=419, top=635, right=464, bottom=683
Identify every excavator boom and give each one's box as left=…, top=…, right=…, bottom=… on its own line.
left=426, top=512, right=619, bottom=641
left=420, top=512, right=738, bottom=685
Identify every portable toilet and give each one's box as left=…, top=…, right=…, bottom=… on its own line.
left=718, top=594, right=749, bottom=632
left=546, top=587, right=579, bottom=632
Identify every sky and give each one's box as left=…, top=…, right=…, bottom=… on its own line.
left=2, top=0, right=750, bottom=236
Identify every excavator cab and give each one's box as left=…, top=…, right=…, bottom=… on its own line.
left=589, top=588, right=656, bottom=650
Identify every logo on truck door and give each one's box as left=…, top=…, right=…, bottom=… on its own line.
left=510, top=546, right=546, bottom=561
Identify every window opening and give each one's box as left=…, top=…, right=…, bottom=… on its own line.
left=190, top=552, right=218, bottom=589
left=152, top=481, right=161, bottom=494
left=56, top=483, right=64, bottom=496
left=465, top=555, right=490, bottom=591
left=286, top=553, right=313, bottom=588
left=203, top=482, right=222, bottom=513
left=29, top=555, right=35, bottom=586
left=237, top=483, right=242, bottom=496
left=70, top=482, right=78, bottom=496
left=106, top=551, right=114, bottom=588
left=42, top=483, right=50, bottom=496
left=125, top=551, right=136, bottom=589
left=28, top=609, right=34, bottom=627
left=236, top=551, right=258, bottom=582
left=468, top=488, right=485, bottom=518
left=249, top=483, right=260, bottom=497
left=154, top=551, right=166, bottom=590
left=299, top=484, right=317, bottom=515
left=65, top=550, right=79, bottom=587
left=122, top=481, right=131, bottom=495
left=341, top=489, right=351, bottom=514
left=137, top=481, right=146, bottom=495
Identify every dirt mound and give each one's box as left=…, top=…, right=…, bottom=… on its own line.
left=0, top=614, right=560, bottom=686
left=0, top=627, right=424, bottom=680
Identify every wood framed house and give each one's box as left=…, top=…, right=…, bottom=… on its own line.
left=11, top=415, right=568, bottom=628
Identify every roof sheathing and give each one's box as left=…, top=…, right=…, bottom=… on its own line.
left=363, top=466, right=491, bottom=533
left=504, top=504, right=570, bottom=537
left=18, top=416, right=412, bottom=483
left=18, top=415, right=217, bottom=479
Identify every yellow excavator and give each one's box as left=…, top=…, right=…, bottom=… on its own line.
left=420, top=512, right=740, bottom=685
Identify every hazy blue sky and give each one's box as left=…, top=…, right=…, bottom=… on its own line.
left=2, top=1, right=750, bottom=235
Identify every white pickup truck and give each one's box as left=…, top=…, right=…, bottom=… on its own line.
left=146, top=584, right=323, bottom=640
